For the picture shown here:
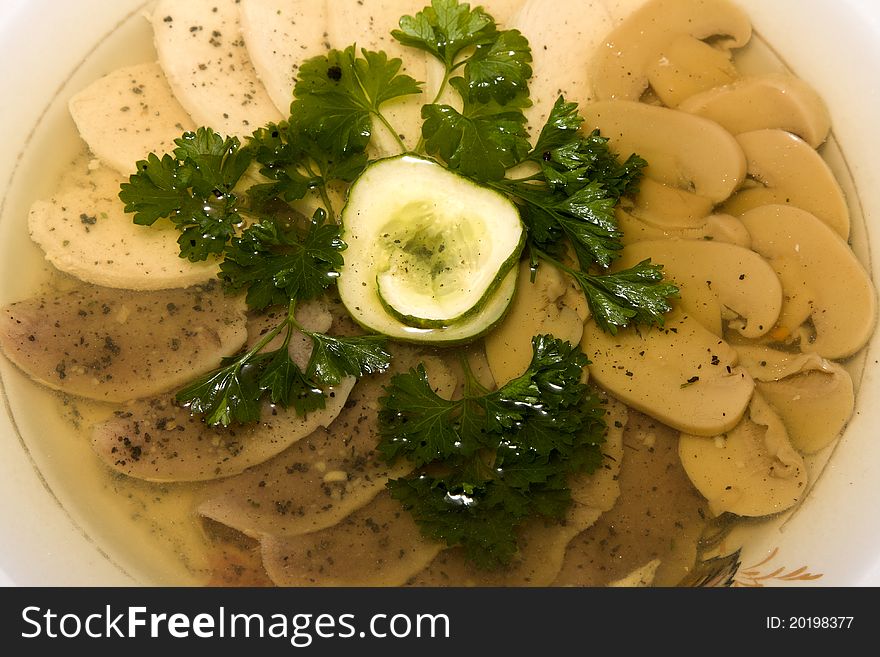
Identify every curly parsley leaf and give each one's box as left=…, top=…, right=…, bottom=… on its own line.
left=119, top=127, right=253, bottom=261
left=176, top=353, right=263, bottom=427
left=533, top=252, right=680, bottom=334
left=422, top=78, right=530, bottom=181
left=379, top=335, right=607, bottom=568
left=292, top=46, right=422, bottom=155
left=177, top=303, right=392, bottom=427
left=392, top=0, right=497, bottom=68
left=247, top=121, right=369, bottom=211
left=305, top=333, right=394, bottom=386
left=465, top=29, right=533, bottom=104
left=219, top=210, right=345, bottom=311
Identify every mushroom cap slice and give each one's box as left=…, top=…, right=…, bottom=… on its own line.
left=721, top=129, right=850, bottom=238
left=260, top=491, right=444, bottom=587
left=0, top=282, right=247, bottom=403
left=485, top=260, right=588, bottom=386
left=89, top=301, right=359, bottom=482
left=616, top=239, right=782, bottom=339
left=740, top=204, right=876, bottom=359
left=197, top=347, right=457, bottom=536
left=627, top=178, right=715, bottom=229
left=679, top=74, right=831, bottom=148
left=618, top=210, right=751, bottom=248
left=646, top=35, right=739, bottom=108
left=68, top=62, right=196, bottom=176
left=591, top=0, right=751, bottom=101
left=583, top=101, right=746, bottom=202
left=582, top=310, right=753, bottom=436
left=679, top=393, right=807, bottom=517
left=152, top=0, right=283, bottom=136
left=734, top=345, right=854, bottom=454
left=28, top=164, right=218, bottom=290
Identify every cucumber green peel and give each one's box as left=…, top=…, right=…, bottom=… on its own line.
left=338, top=155, right=524, bottom=341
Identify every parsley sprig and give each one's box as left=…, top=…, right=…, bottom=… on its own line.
left=378, top=335, right=606, bottom=568
left=178, top=299, right=391, bottom=426
left=119, top=127, right=253, bottom=261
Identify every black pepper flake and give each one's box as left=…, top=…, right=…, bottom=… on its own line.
left=327, top=65, right=342, bottom=81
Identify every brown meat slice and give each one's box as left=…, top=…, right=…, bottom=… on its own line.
left=90, top=300, right=357, bottom=482
left=260, top=491, right=444, bottom=587
left=198, top=345, right=457, bottom=536
left=0, top=281, right=247, bottom=402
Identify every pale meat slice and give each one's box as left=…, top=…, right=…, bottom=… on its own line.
left=553, top=409, right=709, bottom=586
left=408, top=396, right=627, bottom=586
left=89, top=301, right=360, bottom=482
left=198, top=345, right=457, bottom=537
left=68, top=62, right=196, bottom=175
left=151, top=0, right=283, bottom=137
left=0, top=281, right=246, bottom=403
left=326, top=0, right=430, bottom=156
left=512, top=0, right=613, bottom=134
left=28, top=163, right=218, bottom=291
left=261, top=491, right=444, bottom=586
left=239, top=0, right=329, bottom=116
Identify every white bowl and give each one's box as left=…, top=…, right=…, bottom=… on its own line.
left=1, top=0, right=878, bottom=586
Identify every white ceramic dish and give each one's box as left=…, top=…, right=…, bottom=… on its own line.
left=1, top=0, right=878, bottom=586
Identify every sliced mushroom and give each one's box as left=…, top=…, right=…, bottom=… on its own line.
left=583, top=101, right=746, bottom=202
left=260, top=491, right=444, bottom=586
left=197, top=347, right=457, bottom=534
left=646, top=35, right=739, bottom=108
left=0, top=282, right=247, bottom=403
left=627, top=177, right=714, bottom=229
left=28, top=163, right=218, bottom=290
left=679, top=74, right=831, bottom=148
left=618, top=210, right=751, bottom=248
left=616, top=239, right=782, bottom=339
left=152, top=0, right=283, bottom=136
left=721, top=129, right=850, bottom=238
left=582, top=310, right=754, bottom=436
left=739, top=204, right=876, bottom=359
left=408, top=396, right=627, bottom=586
left=485, top=259, right=588, bottom=386
left=68, top=62, right=196, bottom=176
left=679, top=392, right=807, bottom=517
left=239, top=0, right=329, bottom=116
left=591, top=0, right=751, bottom=101
left=733, top=345, right=854, bottom=454
left=89, top=301, right=360, bottom=482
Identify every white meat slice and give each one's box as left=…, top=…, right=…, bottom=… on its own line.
left=239, top=0, right=329, bottom=116
left=28, top=163, right=218, bottom=290
left=68, top=62, right=196, bottom=175
left=151, top=0, right=283, bottom=136
left=512, top=0, right=613, bottom=134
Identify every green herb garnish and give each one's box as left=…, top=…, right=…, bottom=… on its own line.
left=378, top=335, right=606, bottom=569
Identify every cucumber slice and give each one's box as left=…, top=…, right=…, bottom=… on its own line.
left=338, top=155, right=524, bottom=343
